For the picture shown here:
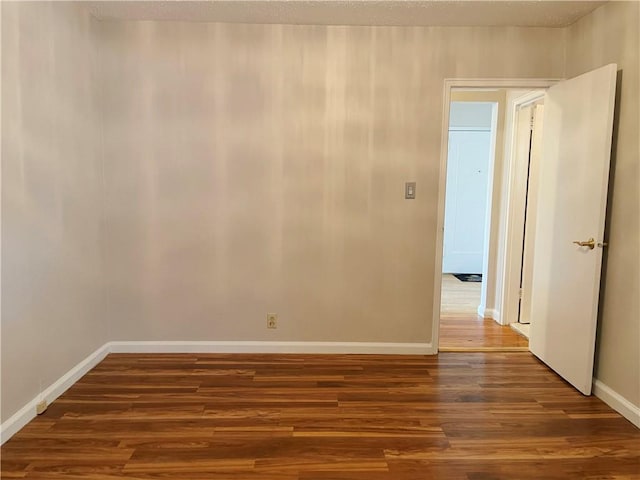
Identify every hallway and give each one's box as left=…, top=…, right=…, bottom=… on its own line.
left=439, top=274, right=528, bottom=351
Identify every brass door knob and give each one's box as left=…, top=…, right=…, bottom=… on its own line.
left=573, top=238, right=595, bottom=249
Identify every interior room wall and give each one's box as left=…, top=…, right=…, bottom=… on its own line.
left=97, top=21, right=564, bottom=343
left=565, top=1, right=640, bottom=408
left=1, top=2, right=107, bottom=422
left=448, top=101, right=495, bottom=129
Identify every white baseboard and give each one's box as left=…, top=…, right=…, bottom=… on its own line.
left=109, top=341, right=435, bottom=355
left=0, top=343, right=110, bottom=445
left=593, top=379, right=640, bottom=428
left=477, top=306, right=501, bottom=322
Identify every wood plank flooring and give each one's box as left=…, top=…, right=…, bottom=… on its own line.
left=440, top=274, right=483, bottom=317
left=440, top=274, right=528, bottom=350
left=439, top=316, right=529, bottom=351
left=2, top=353, right=639, bottom=479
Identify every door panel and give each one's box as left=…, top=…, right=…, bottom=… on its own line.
left=528, top=64, right=617, bottom=395
left=443, top=129, right=491, bottom=274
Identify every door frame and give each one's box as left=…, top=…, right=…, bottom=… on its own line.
left=432, top=78, right=560, bottom=352
left=500, top=92, right=546, bottom=327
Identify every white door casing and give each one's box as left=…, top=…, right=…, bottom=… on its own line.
left=519, top=104, right=544, bottom=325
left=528, top=64, right=617, bottom=395
left=501, top=102, right=537, bottom=323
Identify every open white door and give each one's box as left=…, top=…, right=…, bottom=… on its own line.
left=529, top=64, right=617, bottom=395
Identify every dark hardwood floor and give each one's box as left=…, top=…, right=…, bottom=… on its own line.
left=2, top=353, right=639, bottom=479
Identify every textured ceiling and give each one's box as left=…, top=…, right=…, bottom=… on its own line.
left=88, top=1, right=607, bottom=27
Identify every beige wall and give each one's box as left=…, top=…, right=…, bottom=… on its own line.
left=566, top=1, right=640, bottom=407
left=1, top=2, right=107, bottom=421
left=97, top=21, right=564, bottom=343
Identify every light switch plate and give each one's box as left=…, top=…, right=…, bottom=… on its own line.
left=405, top=182, right=416, bottom=199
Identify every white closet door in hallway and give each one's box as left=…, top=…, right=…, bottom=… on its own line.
left=443, top=126, right=492, bottom=274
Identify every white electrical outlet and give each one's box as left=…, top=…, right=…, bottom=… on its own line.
left=267, top=313, right=277, bottom=329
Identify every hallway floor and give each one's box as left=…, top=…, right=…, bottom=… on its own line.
left=439, top=274, right=528, bottom=351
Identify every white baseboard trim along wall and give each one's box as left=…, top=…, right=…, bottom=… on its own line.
left=0, top=340, right=434, bottom=444
left=593, top=379, right=640, bottom=429
left=3, top=341, right=638, bottom=445
left=477, top=306, right=501, bottom=322
left=108, top=341, right=435, bottom=355
left=0, top=343, right=111, bottom=444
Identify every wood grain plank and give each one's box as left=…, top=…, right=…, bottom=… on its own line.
left=2, top=352, right=639, bottom=479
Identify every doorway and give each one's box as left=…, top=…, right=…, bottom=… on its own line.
left=439, top=93, right=499, bottom=351
left=441, top=98, right=495, bottom=324
left=434, top=67, right=618, bottom=400
left=433, top=80, right=557, bottom=351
